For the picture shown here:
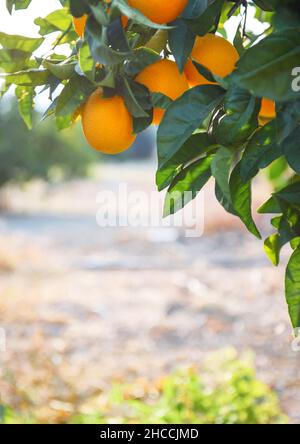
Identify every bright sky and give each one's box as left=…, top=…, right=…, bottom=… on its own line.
left=0, top=0, right=62, bottom=37
left=0, top=0, right=267, bottom=41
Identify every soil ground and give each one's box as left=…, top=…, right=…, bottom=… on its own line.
left=0, top=162, right=299, bottom=423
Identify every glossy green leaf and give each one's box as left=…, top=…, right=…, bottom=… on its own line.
left=240, top=122, right=282, bottom=182
left=164, top=155, right=213, bottom=216
left=1, top=69, right=49, bottom=87
left=229, top=162, right=261, bottom=238
left=215, top=87, right=260, bottom=147
left=15, top=85, right=35, bottom=129
left=6, top=0, right=32, bottom=14
left=185, top=0, right=225, bottom=36
left=55, top=75, right=95, bottom=117
left=168, top=19, right=195, bottom=72
left=0, top=48, right=37, bottom=73
left=0, top=32, right=43, bottom=52
left=276, top=100, right=300, bottom=144
left=211, top=146, right=235, bottom=214
left=231, top=28, right=300, bottom=101
left=157, top=85, right=224, bottom=170
left=282, top=127, right=300, bottom=174
left=156, top=132, right=217, bottom=191
left=34, top=8, right=72, bottom=36
left=286, top=246, right=300, bottom=328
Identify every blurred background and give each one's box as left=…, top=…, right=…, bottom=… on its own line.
left=0, top=0, right=300, bottom=425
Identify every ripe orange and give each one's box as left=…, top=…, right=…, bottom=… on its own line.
left=128, top=0, right=188, bottom=24
left=81, top=89, right=136, bottom=154
left=72, top=1, right=128, bottom=38
left=259, top=98, right=276, bottom=119
left=184, top=34, right=240, bottom=87
left=73, top=16, right=87, bottom=38
left=135, top=59, right=189, bottom=125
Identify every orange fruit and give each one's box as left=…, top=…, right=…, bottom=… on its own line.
left=135, top=59, right=189, bottom=125
left=81, top=89, right=136, bottom=154
left=73, top=16, right=87, bottom=38
left=72, top=1, right=128, bottom=38
left=128, top=0, right=188, bottom=24
left=120, top=15, right=129, bottom=28
left=259, top=98, right=276, bottom=119
left=184, top=34, right=240, bottom=87
left=258, top=98, right=276, bottom=126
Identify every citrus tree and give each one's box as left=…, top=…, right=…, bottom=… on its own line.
left=1, top=0, right=300, bottom=329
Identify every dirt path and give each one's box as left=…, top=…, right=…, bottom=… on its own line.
left=0, top=163, right=299, bottom=423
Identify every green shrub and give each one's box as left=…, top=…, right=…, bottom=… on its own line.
left=0, top=102, right=98, bottom=188
left=0, top=350, right=287, bottom=424
left=72, top=350, right=287, bottom=425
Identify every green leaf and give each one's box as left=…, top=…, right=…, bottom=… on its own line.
left=229, top=162, right=261, bottom=238
left=258, top=196, right=282, bottom=214
left=0, top=31, right=43, bottom=52
left=55, top=74, right=95, bottom=117
left=168, top=19, right=195, bottom=72
left=34, top=8, right=72, bottom=36
left=55, top=114, right=73, bottom=131
left=85, top=16, right=131, bottom=66
left=233, top=21, right=246, bottom=56
left=240, top=122, right=282, bottom=182
left=156, top=132, right=217, bottom=191
left=182, top=0, right=209, bottom=18
left=79, top=41, right=95, bottom=81
left=264, top=216, right=299, bottom=266
left=69, top=0, right=90, bottom=18
left=253, top=0, right=274, bottom=11
left=1, top=69, right=49, bottom=87
left=282, top=126, right=300, bottom=174
left=266, top=157, right=288, bottom=185
left=211, top=146, right=235, bottom=214
left=264, top=233, right=281, bottom=266
left=121, top=78, right=150, bottom=118
left=164, top=155, right=213, bottom=216
left=272, top=5, right=300, bottom=31
left=291, top=237, right=300, bottom=250
left=157, top=84, right=224, bottom=170
left=151, top=92, right=173, bottom=110
left=90, top=4, right=109, bottom=27
left=0, top=48, right=37, bottom=73
left=15, top=85, right=35, bottom=129
left=124, top=48, right=160, bottom=77
left=276, top=100, right=300, bottom=144
left=192, top=61, right=216, bottom=83
left=215, top=87, right=260, bottom=147
left=286, top=246, right=300, bottom=329
left=6, top=0, right=32, bottom=14
left=231, top=28, right=300, bottom=101
left=107, top=15, right=130, bottom=52
left=42, top=59, right=77, bottom=80
left=185, top=0, right=225, bottom=36
left=275, top=181, right=300, bottom=207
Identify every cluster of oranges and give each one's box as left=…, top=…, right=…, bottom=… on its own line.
left=73, top=0, right=276, bottom=154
